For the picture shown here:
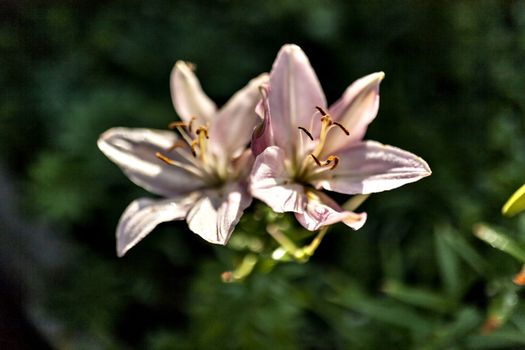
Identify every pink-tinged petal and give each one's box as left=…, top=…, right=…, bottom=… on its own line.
left=250, top=146, right=306, bottom=213
left=314, top=140, right=431, bottom=195
left=323, top=72, right=384, bottom=154
left=116, top=194, right=199, bottom=257
left=186, top=182, right=252, bottom=245
left=251, top=86, right=274, bottom=157
left=98, top=127, right=205, bottom=197
left=295, top=191, right=367, bottom=231
left=231, top=148, right=255, bottom=180
left=209, top=73, right=268, bottom=158
left=170, top=61, right=217, bottom=124
left=269, top=44, right=326, bottom=153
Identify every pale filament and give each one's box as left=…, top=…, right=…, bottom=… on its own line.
left=155, top=151, right=205, bottom=178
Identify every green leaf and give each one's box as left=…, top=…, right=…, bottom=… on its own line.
left=382, top=280, right=454, bottom=313
left=473, top=224, right=525, bottom=263
left=442, top=229, right=489, bottom=275
left=466, top=330, right=525, bottom=349
left=435, top=227, right=461, bottom=297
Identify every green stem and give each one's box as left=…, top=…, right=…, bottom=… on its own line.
left=302, top=227, right=329, bottom=257
left=266, top=224, right=300, bottom=255
left=222, top=253, right=258, bottom=283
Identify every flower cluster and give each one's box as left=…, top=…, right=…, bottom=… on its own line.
left=98, top=44, right=431, bottom=257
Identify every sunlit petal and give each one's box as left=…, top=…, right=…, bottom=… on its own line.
left=269, top=44, right=326, bottom=154
left=209, top=73, right=268, bottom=158
left=186, top=183, right=252, bottom=245
left=116, top=195, right=198, bottom=257
left=98, top=127, right=205, bottom=197
left=250, top=146, right=306, bottom=213
left=295, top=190, right=367, bottom=231
left=315, top=140, right=431, bottom=194
left=170, top=61, right=217, bottom=124
left=324, top=72, right=384, bottom=154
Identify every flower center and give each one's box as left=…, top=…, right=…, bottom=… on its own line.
left=155, top=117, right=211, bottom=162
left=154, top=118, right=226, bottom=185
left=295, top=106, right=349, bottom=182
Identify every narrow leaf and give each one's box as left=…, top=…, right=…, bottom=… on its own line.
left=473, top=224, right=525, bottom=263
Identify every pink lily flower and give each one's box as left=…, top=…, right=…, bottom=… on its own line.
left=251, top=44, right=431, bottom=231
left=98, top=61, right=268, bottom=256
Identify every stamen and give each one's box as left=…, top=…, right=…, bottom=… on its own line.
left=168, top=121, right=188, bottom=129
left=309, top=154, right=340, bottom=170
left=298, top=127, right=313, bottom=141
left=169, top=120, right=194, bottom=148
left=332, top=122, right=350, bottom=136
left=315, top=106, right=328, bottom=116
left=188, top=117, right=196, bottom=133
left=190, top=140, right=199, bottom=157
left=156, top=152, right=176, bottom=165
left=325, top=155, right=340, bottom=170
left=155, top=151, right=206, bottom=179
left=310, top=154, right=322, bottom=166
left=167, top=140, right=188, bottom=152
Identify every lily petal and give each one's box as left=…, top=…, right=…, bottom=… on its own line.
left=186, top=182, right=252, bottom=245
left=314, top=140, right=431, bottom=195
left=323, top=72, right=384, bottom=154
left=116, top=194, right=199, bottom=257
left=269, top=44, right=326, bottom=154
left=98, top=127, right=205, bottom=197
left=251, top=85, right=274, bottom=157
left=250, top=146, right=306, bottom=213
left=170, top=61, right=217, bottom=124
left=209, top=73, right=269, bottom=158
left=295, top=190, right=367, bottom=231
left=231, top=148, right=255, bottom=181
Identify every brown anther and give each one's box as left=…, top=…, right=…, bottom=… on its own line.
left=191, top=140, right=199, bottom=157
left=310, top=154, right=322, bottom=166
left=332, top=122, right=350, bottom=135
left=155, top=152, right=176, bottom=165
left=326, top=155, right=340, bottom=170
left=315, top=106, right=328, bottom=116
left=310, top=154, right=340, bottom=169
left=298, top=126, right=314, bottom=141
left=167, top=140, right=187, bottom=152
left=196, top=127, right=209, bottom=139
left=168, top=121, right=188, bottom=129
left=188, top=117, right=196, bottom=133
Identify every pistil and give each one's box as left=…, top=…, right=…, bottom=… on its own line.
left=195, top=126, right=209, bottom=163
left=311, top=107, right=333, bottom=158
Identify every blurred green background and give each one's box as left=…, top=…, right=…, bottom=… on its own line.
left=3, top=0, right=525, bottom=349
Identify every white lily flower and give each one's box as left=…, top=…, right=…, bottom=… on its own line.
left=98, top=61, right=267, bottom=256
left=251, top=44, right=431, bottom=231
